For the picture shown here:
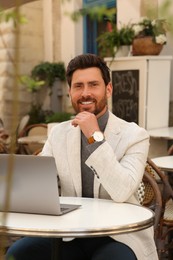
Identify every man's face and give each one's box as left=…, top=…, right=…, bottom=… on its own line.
left=69, top=67, right=112, bottom=118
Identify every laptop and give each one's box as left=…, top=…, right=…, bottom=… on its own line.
left=0, top=154, right=81, bottom=215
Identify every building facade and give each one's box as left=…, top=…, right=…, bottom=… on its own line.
left=0, top=0, right=172, bottom=132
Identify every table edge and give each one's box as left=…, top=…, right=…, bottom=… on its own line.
left=0, top=218, right=154, bottom=238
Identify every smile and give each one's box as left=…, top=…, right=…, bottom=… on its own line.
left=80, top=101, right=93, bottom=105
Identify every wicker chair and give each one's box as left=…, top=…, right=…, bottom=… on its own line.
left=17, top=123, right=47, bottom=154
left=32, top=147, right=43, bottom=155
left=141, top=168, right=162, bottom=241
left=0, top=119, right=10, bottom=154
left=0, top=142, right=8, bottom=154
left=136, top=160, right=163, bottom=258
left=168, top=144, right=173, bottom=156
left=146, top=158, right=173, bottom=259
left=16, top=115, right=30, bottom=138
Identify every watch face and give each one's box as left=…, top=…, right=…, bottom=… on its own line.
left=93, top=131, right=104, bottom=142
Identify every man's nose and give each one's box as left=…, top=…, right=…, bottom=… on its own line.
left=81, top=86, right=91, bottom=97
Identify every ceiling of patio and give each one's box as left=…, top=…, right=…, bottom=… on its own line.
left=0, top=0, right=38, bottom=9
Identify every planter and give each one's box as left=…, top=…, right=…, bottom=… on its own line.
left=132, top=36, right=163, bottom=56
left=115, top=45, right=130, bottom=57
left=50, top=79, right=63, bottom=113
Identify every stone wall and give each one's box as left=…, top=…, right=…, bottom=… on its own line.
left=0, top=1, right=44, bottom=132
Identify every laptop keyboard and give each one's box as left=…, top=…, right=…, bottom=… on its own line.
left=61, top=207, right=69, bottom=212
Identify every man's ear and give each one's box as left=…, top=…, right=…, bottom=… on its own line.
left=106, top=82, right=113, bottom=98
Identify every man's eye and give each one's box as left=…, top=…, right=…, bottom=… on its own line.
left=91, top=82, right=98, bottom=87
left=73, top=85, right=82, bottom=89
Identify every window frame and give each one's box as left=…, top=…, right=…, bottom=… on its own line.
left=83, top=0, right=116, bottom=54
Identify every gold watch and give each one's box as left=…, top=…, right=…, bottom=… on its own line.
left=88, top=131, right=104, bottom=144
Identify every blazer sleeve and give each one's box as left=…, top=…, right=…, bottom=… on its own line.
left=85, top=124, right=149, bottom=202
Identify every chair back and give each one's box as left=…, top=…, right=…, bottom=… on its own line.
left=17, top=123, right=47, bottom=154
left=168, top=144, right=173, bottom=155
left=16, top=115, right=30, bottom=137
left=146, top=158, right=173, bottom=258
left=0, top=143, right=8, bottom=153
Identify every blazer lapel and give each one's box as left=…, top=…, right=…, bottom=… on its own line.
left=94, top=112, right=122, bottom=198
left=104, top=112, right=122, bottom=149
left=67, top=126, right=82, bottom=197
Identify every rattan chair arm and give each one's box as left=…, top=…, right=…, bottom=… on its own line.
left=143, top=170, right=162, bottom=236
left=147, top=158, right=173, bottom=200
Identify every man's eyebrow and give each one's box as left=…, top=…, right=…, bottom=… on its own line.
left=88, top=80, right=100, bottom=84
left=89, top=80, right=99, bottom=83
left=72, top=82, right=83, bottom=85
left=73, top=80, right=99, bottom=85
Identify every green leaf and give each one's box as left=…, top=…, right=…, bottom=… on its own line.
left=20, top=75, right=45, bottom=92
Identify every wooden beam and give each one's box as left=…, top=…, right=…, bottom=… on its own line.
left=0, top=0, right=39, bottom=9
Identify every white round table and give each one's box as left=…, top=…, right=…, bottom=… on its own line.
left=0, top=197, right=154, bottom=238
left=152, top=156, right=173, bottom=172
left=0, top=197, right=154, bottom=260
left=148, top=127, right=173, bottom=140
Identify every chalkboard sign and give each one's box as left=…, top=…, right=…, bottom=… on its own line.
left=112, top=70, right=139, bottom=124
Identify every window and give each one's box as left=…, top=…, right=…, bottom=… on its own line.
left=83, top=0, right=116, bottom=54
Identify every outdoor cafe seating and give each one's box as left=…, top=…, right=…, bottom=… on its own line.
left=145, top=158, right=173, bottom=259
left=2, top=116, right=173, bottom=259
left=17, top=123, right=47, bottom=155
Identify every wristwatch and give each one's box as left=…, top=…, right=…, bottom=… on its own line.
left=88, top=131, right=104, bottom=144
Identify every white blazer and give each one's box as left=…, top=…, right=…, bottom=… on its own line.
left=41, top=111, right=158, bottom=260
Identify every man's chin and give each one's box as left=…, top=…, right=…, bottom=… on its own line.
left=80, top=109, right=99, bottom=116
left=78, top=107, right=95, bottom=113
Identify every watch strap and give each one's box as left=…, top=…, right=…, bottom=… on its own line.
left=88, top=136, right=95, bottom=144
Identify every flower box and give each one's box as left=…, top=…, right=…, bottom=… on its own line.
left=132, top=36, right=163, bottom=56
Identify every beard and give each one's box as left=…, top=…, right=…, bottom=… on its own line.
left=71, top=93, right=108, bottom=116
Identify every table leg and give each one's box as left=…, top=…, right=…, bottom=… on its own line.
left=51, top=238, right=62, bottom=260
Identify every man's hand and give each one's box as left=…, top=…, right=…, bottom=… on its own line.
left=71, top=111, right=100, bottom=139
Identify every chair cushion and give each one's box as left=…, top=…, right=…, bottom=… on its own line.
left=164, top=199, right=173, bottom=222
left=137, top=182, right=145, bottom=204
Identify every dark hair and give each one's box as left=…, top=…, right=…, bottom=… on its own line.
left=66, top=53, right=111, bottom=87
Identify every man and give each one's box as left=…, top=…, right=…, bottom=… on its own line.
left=6, top=54, right=158, bottom=259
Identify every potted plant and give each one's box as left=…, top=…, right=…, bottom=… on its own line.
left=21, top=61, right=67, bottom=117
left=45, top=112, right=73, bottom=123
left=27, top=109, right=73, bottom=125
left=131, top=17, right=168, bottom=55
left=21, top=61, right=66, bottom=94
left=97, top=23, right=135, bottom=58
left=31, top=61, right=66, bottom=87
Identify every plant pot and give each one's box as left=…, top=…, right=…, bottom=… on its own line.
left=132, top=36, right=163, bottom=56
left=115, top=45, right=130, bottom=57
